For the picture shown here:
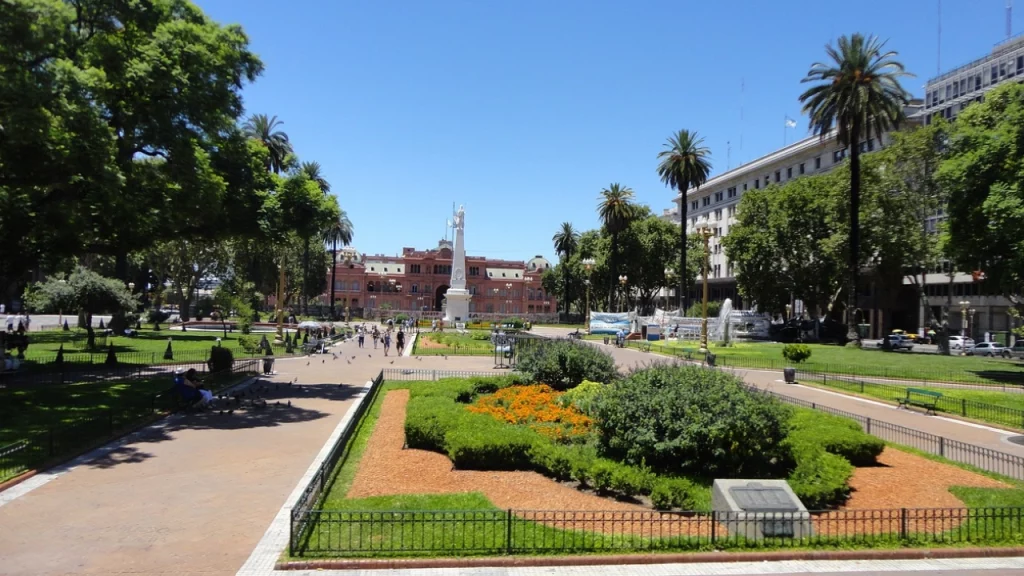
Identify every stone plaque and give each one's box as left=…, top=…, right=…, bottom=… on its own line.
left=729, top=482, right=799, bottom=512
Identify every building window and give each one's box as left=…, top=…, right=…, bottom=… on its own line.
left=743, top=183, right=748, bottom=191
left=992, top=65, right=998, bottom=83
left=714, top=191, right=723, bottom=202
left=691, top=200, right=698, bottom=210
left=713, top=264, right=721, bottom=278
left=714, top=208, right=722, bottom=220
left=411, top=284, right=418, bottom=293
left=952, top=82, right=958, bottom=98
left=1000, top=62, right=1007, bottom=78
left=786, top=167, right=792, bottom=179
left=815, top=156, right=821, bottom=169
left=727, top=262, right=734, bottom=276
left=960, top=78, right=967, bottom=93
left=409, top=264, right=421, bottom=274
left=469, top=266, right=480, bottom=276
left=833, top=149, right=843, bottom=163
left=727, top=205, right=736, bottom=217
left=946, top=84, right=952, bottom=100
left=774, top=170, right=781, bottom=182
left=754, top=179, right=760, bottom=189
left=727, top=186, right=737, bottom=198
left=702, top=196, right=710, bottom=207
left=975, top=74, right=982, bottom=90
left=799, top=163, right=805, bottom=175
left=367, top=282, right=375, bottom=292
left=351, top=281, right=359, bottom=291
left=1018, top=56, right=1024, bottom=76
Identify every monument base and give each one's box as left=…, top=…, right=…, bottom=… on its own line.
left=443, top=289, right=472, bottom=323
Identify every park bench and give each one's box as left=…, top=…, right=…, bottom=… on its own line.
left=302, top=338, right=326, bottom=355
left=898, top=388, right=942, bottom=415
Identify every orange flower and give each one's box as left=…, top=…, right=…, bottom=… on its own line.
left=467, top=384, right=592, bottom=441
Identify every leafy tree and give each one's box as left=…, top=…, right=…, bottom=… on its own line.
left=274, top=169, right=340, bottom=315
left=799, top=33, right=911, bottom=342
left=300, top=161, right=331, bottom=194
left=940, top=83, right=1024, bottom=320
left=657, top=129, right=712, bottom=312
left=243, top=114, right=292, bottom=174
left=552, top=222, right=579, bottom=319
left=25, top=268, right=137, bottom=348
left=323, top=211, right=354, bottom=319
left=618, top=216, right=683, bottom=313
left=596, top=183, right=637, bottom=311
left=149, top=239, right=232, bottom=321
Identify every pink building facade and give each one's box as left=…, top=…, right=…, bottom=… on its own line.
left=327, top=240, right=557, bottom=319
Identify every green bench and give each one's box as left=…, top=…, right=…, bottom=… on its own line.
left=898, top=388, right=942, bottom=415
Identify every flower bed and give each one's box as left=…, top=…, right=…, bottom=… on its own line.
left=466, top=384, right=592, bottom=441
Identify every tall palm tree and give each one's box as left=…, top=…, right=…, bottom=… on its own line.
left=597, top=183, right=636, bottom=311
left=324, top=211, right=354, bottom=319
left=243, top=113, right=292, bottom=174
left=657, top=129, right=712, bottom=314
left=301, top=161, right=331, bottom=194
left=799, top=33, right=911, bottom=342
left=552, top=222, right=579, bottom=320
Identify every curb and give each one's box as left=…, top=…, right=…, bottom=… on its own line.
left=275, top=546, right=1024, bottom=570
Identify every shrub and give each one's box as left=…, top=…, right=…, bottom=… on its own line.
left=405, top=396, right=463, bottom=452
left=786, top=443, right=853, bottom=509
left=650, top=478, right=698, bottom=510
left=650, top=482, right=674, bottom=510
left=594, top=364, right=791, bottom=477
left=589, top=460, right=616, bottom=493
left=529, top=443, right=574, bottom=480
left=559, top=379, right=605, bottom=416
left=208, top=346, right=234, bottom=373
left=610, top=465, right=653, bottom=497
left=445, top=418, right=541, bottom=470
left=782, top=344, right=812, bottom=363
left=787, top=410, right=883, bottom=466
left=237, top=335, right=260, bottom=354
left=516, top=340, right=617, bottom=390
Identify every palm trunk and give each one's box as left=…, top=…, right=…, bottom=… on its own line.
left=563, top=258, right=570, bottom=322
left=608, top=232, right=618, bottom=311
left=679, top=185, right=688, bottom=314
left=846, top=128, right=862, bottom=343
left=329, top=239, right=338, bottom=320
left=302, top=237, right=310, bottom=316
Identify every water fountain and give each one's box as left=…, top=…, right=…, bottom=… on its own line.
left=711, top=298, right=734, bottom=344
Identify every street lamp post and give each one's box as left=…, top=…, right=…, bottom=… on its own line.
left=618, top=275, right=627, bottom=313
left=698, top=225, right=715, bottom=354
left=582, top=258, right=595, bottom=330
left=663, top=268, right=675, bottom=310
left=969, top=308, right=977, bottom=341
left=505, top=283, right=513, bottom=315
left=959, top=300, right=971, bottom=338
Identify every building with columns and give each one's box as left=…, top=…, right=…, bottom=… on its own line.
left=326, top=241, right=557, bottom=319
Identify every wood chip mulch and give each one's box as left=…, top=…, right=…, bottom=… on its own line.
left=347, top=390, right=1012, bottom=538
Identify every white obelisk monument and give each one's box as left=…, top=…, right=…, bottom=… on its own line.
left=444, top=204, right=472, bottom=323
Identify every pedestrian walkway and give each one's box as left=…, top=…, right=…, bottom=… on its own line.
left=0, top=336, right=495, bottom=576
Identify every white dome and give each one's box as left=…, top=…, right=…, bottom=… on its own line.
left=527, top=256, right=552, bottom=271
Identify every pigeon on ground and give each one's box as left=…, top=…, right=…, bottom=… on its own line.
left=227, top=409, right=234, bottom=415
left=347, top=360, right=351, bottom=365
left=306, top=361, right=310, bottom=366
left=287, top=400, right=292, bottom=407
left=322, top=359, right=325, bottom=363
left=390, top=360, right=394, bottom=364
left=351, top=355, right=356, bottom=360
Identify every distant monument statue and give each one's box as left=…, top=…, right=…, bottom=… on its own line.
left=444, top=204, right=472, bottom=323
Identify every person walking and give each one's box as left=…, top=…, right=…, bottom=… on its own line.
left=372, top=327, right=380, bottom=349
left=396, top=330, right=405, bottom=354
left=383, top=331, right=391, bottom=356
left=358, top=326, right=365, bottom=348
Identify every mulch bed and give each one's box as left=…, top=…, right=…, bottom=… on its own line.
left=347, top=390, right=1010, bottom=538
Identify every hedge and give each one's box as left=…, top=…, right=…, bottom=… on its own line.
left=515, top=340, right=617, bottom=390
left=788, top=410, right=884, bottom=466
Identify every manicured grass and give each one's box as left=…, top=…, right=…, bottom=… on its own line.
left=411, top=331, right=495, bottom=356
left=633, top=340, right=1024, bottom=387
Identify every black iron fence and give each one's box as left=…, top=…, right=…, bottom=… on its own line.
left=807, top=373, right=1024, bottom=429
left=0, top=359, right=259, bottom=483
left=293, top=506, right=1024, bottom=556
left=290, top=370, right=385, bottom=556
left=383, top=369, right=501, bottom=381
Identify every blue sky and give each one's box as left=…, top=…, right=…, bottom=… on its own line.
left=197, top=0, right=1019, bottom=263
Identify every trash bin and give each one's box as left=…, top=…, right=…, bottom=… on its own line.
left=262, top=357, right=275, bottom=375
left=604, top=336, right=610, bottom=345
left=706, top=353, right=716, bottom=367
left=784, top=367, right=796, bottom=383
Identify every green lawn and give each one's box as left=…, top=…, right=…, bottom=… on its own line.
left=631, top=340, right=1024, bottom=387
left=19, top=327, right=301, bottom=366
left=411, top=331, right=495, bottom=356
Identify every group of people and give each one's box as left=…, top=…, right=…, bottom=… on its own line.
left=4, top=310, right=30, bottom=333
left=355, top=321, right=407, bottom=357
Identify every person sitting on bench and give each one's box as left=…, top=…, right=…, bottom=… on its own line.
left=177, top=368, right=213, bottom=407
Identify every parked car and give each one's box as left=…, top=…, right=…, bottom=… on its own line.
left=877, top=334, right=914, bottom=351
left=965, top=342, right=1008, bottom=357
left=1007, top=342, right=1024, bottom=360
left=948, top=336, right=975, bottom=350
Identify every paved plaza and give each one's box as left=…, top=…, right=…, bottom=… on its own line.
left=1, top=330, right=1023, bottom=575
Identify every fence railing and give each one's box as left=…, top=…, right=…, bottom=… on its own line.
left=383, top=368, right=501, bottom=381
left=290, top=370, right=385, bottom=556
left=293, top=506, right=1024, bottom=556
left=0, top=358, right=259, bottom=484
left=808, top=373, right=1024, bottom=429
left=747, top=384, right=1024, bottom=481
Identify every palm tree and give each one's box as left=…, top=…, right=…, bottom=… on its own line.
left=243, top=114, right=292, bottom=174
left=799, top=33, right=911, bottom=342
left=324, top=211, right=354, bottom=319
left=301, top=161, right=331, bottom=194
left=552, top=222, right=579, bottom=320
left=657, top=129, right=712, bottom=314
left=597, top=183, right=637, bottom=311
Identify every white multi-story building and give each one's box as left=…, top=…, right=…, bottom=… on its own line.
left=922, top=33, right=1024, bottom=125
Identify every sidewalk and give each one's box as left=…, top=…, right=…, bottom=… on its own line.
left=0, top=338, right=497, bottom=576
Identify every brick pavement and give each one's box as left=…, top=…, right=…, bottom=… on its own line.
left=0, top=336, right=498, bottom=576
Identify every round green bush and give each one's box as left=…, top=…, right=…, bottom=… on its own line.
left=594, top=364, right=791, bottom=476
left=650, top=482, right=674, bottom=510
left=516, top=340, right=617, bottom=390
left=782, top=344, right=812, bottom=363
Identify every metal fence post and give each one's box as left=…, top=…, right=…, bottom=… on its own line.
left=505, top=509, right=513, bottom=555
left=866, top=417, right=871, bottom=435
left=900, top=508, right=908, bottom=540
left=711, top=510, right=717, bottom=543
left=962, top=398, right=968, bottom=417
left=939, top=437, right=945, bottom=457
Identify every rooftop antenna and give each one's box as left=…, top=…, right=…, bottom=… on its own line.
left=740, top=77, right=745, bottom=164
left=726, top=140, right=731, bottom=170
left=1008, top=0, right=1013, bottom=39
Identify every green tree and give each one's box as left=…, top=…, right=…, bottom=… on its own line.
left=25, top=268, right=137, bottom=348
left=275, top=170, right=340, bottom=315
left=552, top=222, right=579, bottom=319
left=799, top=33, right=911, bottom=342
left=619, top=216, right=683, bottom=313
left=323, top=211, right=354, bottom=319
left=244, top=114, right=292, bottom=174
left=300, top=161, right=331, bottom=194
left=657, top=129, right=712, bottom=313
left=149, top=239, right=232, bottom=322
left=597, top=183, right=637, bottom=311
left=940, top=83, right=1024, bottom=320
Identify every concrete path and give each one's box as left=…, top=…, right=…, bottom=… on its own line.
left=0, top=337, right=497, bottom=576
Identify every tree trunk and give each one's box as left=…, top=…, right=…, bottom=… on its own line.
left=608, top=232, right=618, bottom=311
left=302, top=238, right=310, bottom=316
left=846, top=129, right=862, bottom=344
left=177, top=284, right=192, bottom=322
left=679, top=185, right=688, bottom=314
left=85, top=312, right=96, bottom=349
left=329, top=240, right=338, bottom=320
left=563, top=257, right=570, bottom=321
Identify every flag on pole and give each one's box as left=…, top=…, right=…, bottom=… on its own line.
left=785, top=116, right=798, bottom=128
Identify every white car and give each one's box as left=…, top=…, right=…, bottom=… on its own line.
left=948, top=336, right=975, bottom=350
left=965, top=342, right=1009, bottom=357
